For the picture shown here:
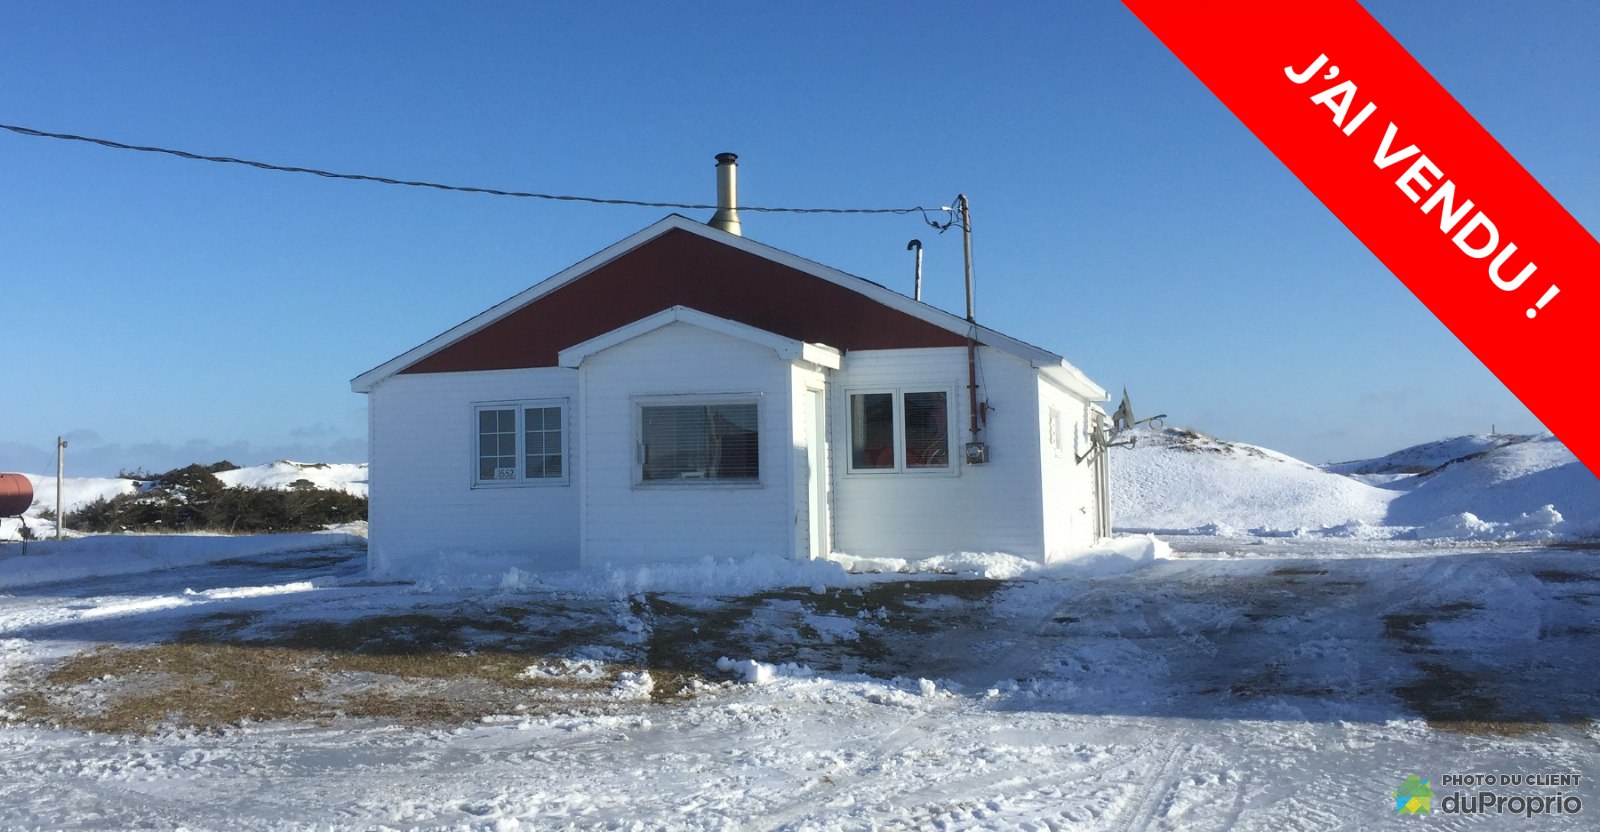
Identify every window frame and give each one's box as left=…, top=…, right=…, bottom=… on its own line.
left=633, top=393, right=765, bottom=489
left=843, top=386, right=958, bottom=476
left=471, top=399, right=570, bottom=488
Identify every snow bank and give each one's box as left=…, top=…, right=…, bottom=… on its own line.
left=1044, top=534, right=1167, bottom=575
left=434, top=536, right=1165, bottom=600
left=828, top=536, right=1163, bottom=580
left=828, top=551, right=1045, bottom=580
left=715, top=657, right=816, bottom=685
left=0, top=532, right=363, bottom=591
left=1403, top=505, right=1565, bottom=542
left=491, top=554, right=871, bottom=598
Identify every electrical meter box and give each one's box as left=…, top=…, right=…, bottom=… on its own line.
left=964, top=442, right=989, bottom=464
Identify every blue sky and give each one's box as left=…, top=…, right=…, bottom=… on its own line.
left=2, top=2, right=1594, bottom=477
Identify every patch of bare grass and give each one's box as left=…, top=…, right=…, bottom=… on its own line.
left=4, top=609, right=640, bottom=734
left=8, top=643, right=325, bottom=734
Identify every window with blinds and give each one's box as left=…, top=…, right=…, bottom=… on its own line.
left=903, top=391, right=949, bottom=468
left=640, top=401, right=760, bottom=483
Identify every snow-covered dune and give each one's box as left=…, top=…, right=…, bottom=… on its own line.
left=1112, top=427, right=1599, bottom=541
left=1385, top=435, right=1600, bottom=537
left=1322, top=434, right=1523, bottom=476
left=1109, top=427, right=1394, bottom=534
left=13, top=474, right=138, bottom=514
left=215, top=461, right=368, bottom=498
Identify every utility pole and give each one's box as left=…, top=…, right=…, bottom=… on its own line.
left=55, top=436, right=66, bottom=540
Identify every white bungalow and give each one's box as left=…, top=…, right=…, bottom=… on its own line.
left=352, top=162, right=1110, bottom=578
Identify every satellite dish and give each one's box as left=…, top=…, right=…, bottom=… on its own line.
left=1112, top=389, right=1135, bottom=433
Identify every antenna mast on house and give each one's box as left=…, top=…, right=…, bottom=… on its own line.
left=954, top=194, right=989, bottom=464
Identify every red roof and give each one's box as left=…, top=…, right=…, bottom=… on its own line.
left=399, top=227, right=968, bottom=375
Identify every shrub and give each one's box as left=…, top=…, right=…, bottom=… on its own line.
left=64, top=463, right=365, bottom=534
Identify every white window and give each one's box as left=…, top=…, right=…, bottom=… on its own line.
left=1048, top=408, right=1064, bottom=456
left=473, top=401, right=568, bottom=486
left=847, top=388, right=954, bottom=473
left=637, top=396, right=761, bottom=485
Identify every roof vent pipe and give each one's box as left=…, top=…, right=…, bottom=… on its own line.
left=907, top=239, right=923, bottom=301
left=709, top=152, right=742, bottom=236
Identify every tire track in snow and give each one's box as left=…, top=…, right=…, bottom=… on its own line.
left=749, top=583, right=1120, bottom=831
left=1110, top=734, right=1189, bottom=832
left=885, top=735, right=1174, bottom=831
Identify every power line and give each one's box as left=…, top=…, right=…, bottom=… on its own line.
left=0, top=122, right=952, bottom=222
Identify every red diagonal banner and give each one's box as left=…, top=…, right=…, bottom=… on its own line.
left=1122, top=1, right=1599, bottom=477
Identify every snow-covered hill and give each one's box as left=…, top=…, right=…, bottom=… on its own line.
left=214, top=461, right=367, bottom=497
left=1109, top=427, right=1393, bottom=535
left=1386, top=434, right=1600, bottom=538
left=1112, top=427, right=1599, bottom=541
left=1322, top=433, right=1527, bottom=476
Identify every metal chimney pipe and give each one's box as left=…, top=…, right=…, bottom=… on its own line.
left=709, top=152, right=742, bottom=236
left=906, top=239, right=923, bottom=301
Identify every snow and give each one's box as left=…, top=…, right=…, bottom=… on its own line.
left=0, top=534, right=1594, bottom=829
left=214, top=460, right=368, bottom=497
left=1112, top=427, right=1599, bottom=542
left=0, top=530, right=364, bottom=591
left=0, top=429, right=1596, bottom=828
left=831, top=535, right=1164, bottom=580
left=1384, top=435, right=1600, bottom=536
left=1323, top=433, right=1521, bottom=475
left=1111, top=427, right=1394, bottom=533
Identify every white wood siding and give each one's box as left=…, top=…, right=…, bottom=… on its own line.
left=829, top=347, right=1046, bottom=559
left=1039, top=377, right=1102, bottom=560
left=578, top=323, right=797, bottom=565
left=366, top=368, right=580, bottom=580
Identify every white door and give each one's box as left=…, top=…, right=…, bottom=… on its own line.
left=807, top=387, right=829, bottom=559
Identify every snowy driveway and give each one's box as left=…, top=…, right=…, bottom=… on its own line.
left=1, top=538, right=1597, bottom=830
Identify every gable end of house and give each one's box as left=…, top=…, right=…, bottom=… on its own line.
left=392, top=226, right=966, bottom=379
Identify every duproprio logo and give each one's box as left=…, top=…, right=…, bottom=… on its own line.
left=1395, top=774, right=1434, bottom=815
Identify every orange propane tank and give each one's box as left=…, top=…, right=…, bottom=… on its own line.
left=0, top=473, right=34, bottom=517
